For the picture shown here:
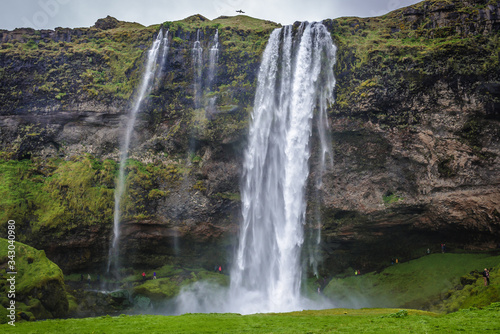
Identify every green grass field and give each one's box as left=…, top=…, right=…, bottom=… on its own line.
left=3, top=240, right=499, bottom=332
left=322, top=253, right=500, bottom=310
left=2, top=304, right=500, bottom=333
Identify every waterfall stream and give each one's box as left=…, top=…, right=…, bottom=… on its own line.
left=229, top=22, right=337, bottom=313
left=174, top=22, right=336, bottom=314
left=207, top=29, right=219, bottom=117
left=107, top=29, right=169, bottom=274
left=192, top=29, right=203, bottom=109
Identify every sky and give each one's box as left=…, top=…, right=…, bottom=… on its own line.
left=0, top=0, right=423, bottom=31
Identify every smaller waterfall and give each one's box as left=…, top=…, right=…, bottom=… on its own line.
left=157, top=30, right=170, bottom=82
left=107, top=29, right=169, bottom=274
left=192, top=29, right=203, bottom=109
left=208, top=29, right=219, bottom=87
left=206, top=29, right=219, bottom=118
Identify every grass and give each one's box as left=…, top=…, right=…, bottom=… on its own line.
left=2, top=304, right=500, bottom=333
left=323, top=253, right=500, bottom=310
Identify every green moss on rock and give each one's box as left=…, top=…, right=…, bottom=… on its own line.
left=0, top=238, right=68, bottom=320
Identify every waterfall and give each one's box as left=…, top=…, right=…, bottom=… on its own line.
left=107, top=29, right=169, bottom=274
left=229, top=22, right=337, bottom=313
left=307, top=27, right=336, bottom=277
left=172, top=22, right=336, bottom=315
left=157, top=30, right=170, bottom=83
left=207, top=29, right=219, bottom=117
left=208, top=29, right=219, bottom=87
left=192, top=29, right=203, bottom=109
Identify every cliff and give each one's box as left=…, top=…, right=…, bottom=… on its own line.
left=0, top=0, right=499, bottom=278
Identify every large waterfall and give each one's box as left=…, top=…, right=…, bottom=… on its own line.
left=174, top=22, right=336, bottom=314
left=230, top=22, right=336, bottom=313
left=107, top=29, right=169, bottom=273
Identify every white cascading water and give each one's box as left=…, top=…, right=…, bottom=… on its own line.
left=208, top=29, right=219, bottom=87
left=207, top=29, right=219, bottom=116
left=192, top=29, right=203, bottom=109
left=107, top=29, right=170, bottom=273
left=174, top=22, right=336, bottom=314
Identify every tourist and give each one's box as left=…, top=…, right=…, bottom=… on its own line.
left=218, top=266, right=222, bottom=274
left=153, top=272, right=157, bottom=279
left=87, top=274, right=91, bottom=285
left=142, top=272, right=146, bottom=281
left=483, top=268, right=490, bottom=286
left=427, top=248, right=430, bottom=254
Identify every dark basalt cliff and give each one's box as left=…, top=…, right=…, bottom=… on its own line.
left=0, top=1, right=499, bottom=277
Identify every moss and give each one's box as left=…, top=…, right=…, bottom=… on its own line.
left=383, top=191, right=403, bottom=205
left=133, top=278, right=179, bottom=301
left=0, top=238, right=68, bottom=319
left=212, top=192, right=241, bottom=201
left=329, top=1, right=500, bottom=125
left=192, top=180, right=207, bottom=192
left=0, top=156, right=116, bottom=236
left=120, top=159, right=183, bottom=221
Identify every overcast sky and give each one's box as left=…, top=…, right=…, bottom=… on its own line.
left=0, top=0, right=422, bottom=30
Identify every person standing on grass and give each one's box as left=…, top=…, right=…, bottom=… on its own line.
left=142, top=272, right=146, bottom=281
left=483, top=268, right=490, bottom=286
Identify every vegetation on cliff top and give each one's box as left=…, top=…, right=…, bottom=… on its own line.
left=0, top=14, right=277, bottom=111
left=329, top=0, right=500, bottom=127
left=0, top=20, right=157, bottom=108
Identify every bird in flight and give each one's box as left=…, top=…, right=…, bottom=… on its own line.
left=236, top=10, right=245, bottom=13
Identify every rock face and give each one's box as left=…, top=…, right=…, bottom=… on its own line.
left=0, top=1, right=499, bottom=277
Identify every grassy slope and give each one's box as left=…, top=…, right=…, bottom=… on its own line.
left=2, top=304, right=500, bottom=333
left=323, top=253, right=500, bottom=309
